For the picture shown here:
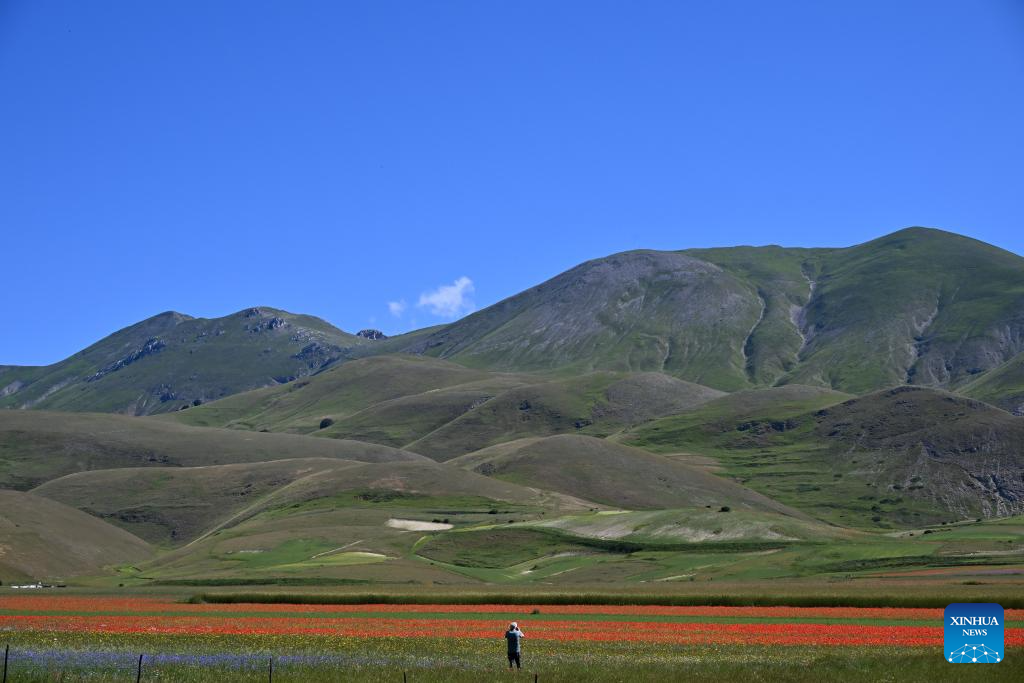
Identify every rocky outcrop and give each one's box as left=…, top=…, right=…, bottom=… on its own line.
left=356, top=329, right=387, bottom=340
left=291, top=342, right=342, bottom=369
left=87, top=338, right=166, bottom=382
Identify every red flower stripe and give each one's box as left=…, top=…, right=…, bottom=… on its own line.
left=2, top=596, right=1019, bottom=623
left=1, top=613, right=1021, bottom=648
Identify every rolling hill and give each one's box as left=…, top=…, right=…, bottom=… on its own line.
left=0, top=489, right=153, bottom=582
left=164, top=355, right=724, bottom=458
left=164, top=355, right=501, bottom=432
left=449, top=434, right=808, bottom=515
left=33, top=456, right=566, bottom=546
left=3, top=226, right=1024, bottom=586
left=961, top=351, right=1024, bottom=416
left=626, top=386, right=1024, bottom=527
left=0, top=410, right=426, bottom=490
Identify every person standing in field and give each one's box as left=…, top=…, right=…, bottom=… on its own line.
left=505, top=621, right=524, bottom=671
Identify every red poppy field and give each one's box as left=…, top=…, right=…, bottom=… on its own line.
left=1, top=595, right=1023, bottom=681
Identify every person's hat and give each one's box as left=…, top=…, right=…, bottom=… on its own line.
left=510, top=622, right=517, bottom=629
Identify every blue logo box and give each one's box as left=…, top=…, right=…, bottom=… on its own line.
left=944, top=603, right=1004, bottom=663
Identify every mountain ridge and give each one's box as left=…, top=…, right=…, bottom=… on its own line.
left=3, top=227, right=1023, bottom=413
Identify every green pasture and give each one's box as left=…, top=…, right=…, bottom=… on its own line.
left=0, top=633, right=1021, bottom=682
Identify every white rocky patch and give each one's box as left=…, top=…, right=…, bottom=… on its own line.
left=386, top=518, right=453, bottom=531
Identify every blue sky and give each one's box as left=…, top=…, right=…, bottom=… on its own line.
left=2, top=1, right=1023, bottom=365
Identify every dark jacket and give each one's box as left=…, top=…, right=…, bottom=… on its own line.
left=505, top=628, right=524, bottom=653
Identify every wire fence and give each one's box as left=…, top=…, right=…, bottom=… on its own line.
left=1, top=644, right=541, bottom=682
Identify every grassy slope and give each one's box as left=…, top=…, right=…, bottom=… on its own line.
left=0, top=308, right=368, bottom=415
left=132, top=495, right=548, bottom=584
left=626, top=385, right=1024, bottom=528
left=32, top=456, right=561, bottom=548
left=164, top=356, right=724, bottom=459
left=405, top=372, right=723, bottom=460
left=449, top=433, right=808, bottom=516
left=0, top=489, right=153, bottom=582
left=532, top=508, right=856, bottom=544
left=163, top=355, right=497, bottom=432
left=692, top=228, right=1024, bottom=394
left=101, top=459, right=578, bottom=584
left=682, top=245, right=827, bottom=386
left=621, top=384, right=852, bottom=449
left=784, top=228, right=1024, bottom=392
left=31, top=458, right=365, bottom=545
left=314, top=377, right=527, bottom=448
left=960, top=350, right=1024, bottom=415
left=0, top=410, right=426, bottom=490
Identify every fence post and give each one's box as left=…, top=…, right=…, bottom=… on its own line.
left=269, top=655, right=273, bottom=683
left=403, top=671, right=407, bottom=683
left=3, top=643, right=8, bottom=683
left=136, top=654, right=143, bottom=683
left=534, top=674, right=538, bottom=683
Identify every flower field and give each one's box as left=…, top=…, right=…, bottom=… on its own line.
left=1, top=595, right=1023, bottom=681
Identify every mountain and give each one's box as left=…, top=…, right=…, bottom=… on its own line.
left=0, top=307, right=369, bottom=415
left=404, top=249, right=766, bottom=390
left=403, top=228, right=1024, bottom=395
left=4, top=228, right=1022, bottom=412
left=774, top=229, right=1024, bottom=393
left=3, top=226, right=1024, bottom=587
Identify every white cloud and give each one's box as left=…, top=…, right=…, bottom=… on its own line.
left=388, top=300, right=407, bottom=317
left=418, top=276, right=474, bottom=318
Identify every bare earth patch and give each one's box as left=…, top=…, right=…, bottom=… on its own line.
left=386, top=518, right=453, bottom=531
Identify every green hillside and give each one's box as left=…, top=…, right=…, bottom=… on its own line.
left=406, top=372, right=723, bottom=460
left=779, top=229, right=1024, bottom=392
left=626, top=386, right=1024, bottom=527
left=400, top=228, right=1024, bottom=395
left=4, top=228, right=1024, bottom=415
left=165, top=356, right=724, bottom=458
left=3, top=227, right=1024, bottom=587
left=0, top=489, right=153, bottom=582
left=165, top=355, right=499, bottom=432
left=449, top=433, right=807, bottom=515
left=961, top=351, right=1024, bottom=415
left=32, top=456, right=561, bottom=547
left=0, top=410, right=426, bottom=490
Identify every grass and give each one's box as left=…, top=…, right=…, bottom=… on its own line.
left=0, top=409, right=422, bottom=490
left=449, top=434, right=799, bottom=512
left=191, top=589, right=1024, bottom=609
left=0, top=490, right=152, bottom=583
left=4, top=633, right=1022, bottom=683
left=624, top=386, right=1024, bottom=528
left=416, top=526, right=791, bottom=569
left=961, top=351, right=1024, bottom=414
left=167, top=355, right=495, bottom=433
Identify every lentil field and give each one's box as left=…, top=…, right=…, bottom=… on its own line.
left=1, top=595, right=1022, bottom=681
